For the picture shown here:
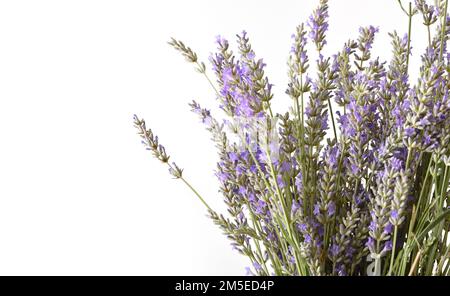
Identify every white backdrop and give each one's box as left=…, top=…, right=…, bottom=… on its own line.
left=0, top=0, right=430, bottom=275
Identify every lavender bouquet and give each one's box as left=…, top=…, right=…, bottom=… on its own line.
left=134, top=0, right=450, bottom=276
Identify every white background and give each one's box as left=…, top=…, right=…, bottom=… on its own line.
left=0, top=0, right=430, bottom=275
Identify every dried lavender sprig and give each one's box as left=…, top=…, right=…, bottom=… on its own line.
left=330, top=203, right=361, bottom=275
left=390, top=171, right=409, bottom=227
left=397, top=1, right=417, bottom=70
left=387, top=31, right=410, bottom=101
left=236, top=31, right=274, bottom=116
left=333, top=40, right=358, bottom=108
left=368, top=159, right=401, bottom=262
left=415, top=0, right=439, bottom=46
left=307, top=0, right=338, bottom=140
left=168, top=37, right=221, bottom=97
left=388, top=170, right=409, bottom=274
left=304, top=55, right=336, bottom=216
left=189, top=100, right=229, bottom=152
left=287, top=22, right=311, bottom=123
left=438, top=0, right=449, bottom=61
left=133, top=114, right=213, bottom=212
left=168, top=37, right=202, bottom=68
left=355, top=26, right=379, bottom=70
left=307, top=0, right=329, bottom=52
left=287, top=22, right=311, bottom=200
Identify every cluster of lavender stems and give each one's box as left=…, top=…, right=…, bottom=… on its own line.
left=135, top=0, right=450, bottom=276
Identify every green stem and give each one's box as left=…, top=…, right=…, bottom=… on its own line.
left=318, top=48, right=337, bottom=141
left=245, top=200, right=276, bottom=275
left=328, top=98, right=338, bottom=140
left=440, top=165, right=449, bottom=198
left=179, top=175, right=213, bottom=212
left=417, top=158, right=433, bottom=213
left=300, top=74, right=305, bottom=129
left=265, top=153, right=304, bottom=274
left=406, top=3, right=413, bottom=71
left=196, top=62, right=220, bottom=97
left=236, top=131, right=299, bottom=273
left=388, top=226, right=399, bottom=275
left=439, top=0, right=449, bottom=62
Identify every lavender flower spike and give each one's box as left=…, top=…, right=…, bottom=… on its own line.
left=308, top=0, right=329, bottom=52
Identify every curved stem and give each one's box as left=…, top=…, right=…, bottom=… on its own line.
left=196, top=62, right=220, bottom=97
left=168, top=162, right=214, bottom=212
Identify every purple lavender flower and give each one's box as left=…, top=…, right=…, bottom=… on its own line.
left=329, top=243, right=339, bottom=257
left=327, top=201, right=336, bottom=216
left=391, top=210, right=399, bottom=220
left=307, top=0, right=329, bottom=51
left=295, top=172, right=303, bottom=192
left=255, top=199, right=267, bottom=215
left=358, top=26, right=379, bottom=52
left=253, top=262, right=263, bottom=272
left=276, top=174, right=286, bottom=189
left=382, top=240, right=393, bottom=253
left=383, top=222, right=393, bottom=235
left=337, top=265, right=347, bottom=276
left=245, top=267, right=255, bottom=276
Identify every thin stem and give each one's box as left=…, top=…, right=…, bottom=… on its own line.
left=445, top=256, right=450, bottom=275
left=167, top=163, right=214, bottom=212
left=439, top=0, right=449, bottom=62
left=178, top=173, right=213, bottom=212
left=297, top=74, right=308, bottom=201
left=417, top=158, right=433, bottom=213
left=397, top=0, right=409, bottom=15
left=328, top=98, right=338, bottom=140
left=318, top=49, right=337, bottom=141
left=265, top=152, right=304, bottom=274
left=300, top=74, right=305, bottom=128
left=441, top=166, right=449, bottom=198
left=406, top=3, right=413, bottom=71
left=266, top=103, right=274, bottom=118
left=389, top=226, right=399, bottom=275
left=196, top=62, right=220, bottom=97
left=408, top=249, right=422, bottom=276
